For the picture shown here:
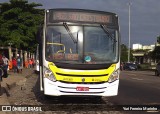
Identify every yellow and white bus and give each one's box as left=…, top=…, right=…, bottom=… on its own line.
left=35, top=44, right=39, bottom=72
left=37, top=9, right=120, bottom=96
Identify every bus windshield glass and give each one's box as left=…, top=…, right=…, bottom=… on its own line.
left=45, top=24, right=118, bottom=64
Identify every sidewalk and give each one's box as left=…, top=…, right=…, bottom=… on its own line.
left=0, top=68, right=35, bottom=105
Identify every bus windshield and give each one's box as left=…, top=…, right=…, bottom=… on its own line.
left=45, top=24, right=118, bottom=64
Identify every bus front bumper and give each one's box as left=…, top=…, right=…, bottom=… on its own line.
left=43, top=78, right=119, bottom=96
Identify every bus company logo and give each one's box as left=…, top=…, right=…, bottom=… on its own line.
left=2, top=106, right=12, bottom=111
left=82, top=78, right=85, bottom=82
left=84, top=56, right=91, bottom=62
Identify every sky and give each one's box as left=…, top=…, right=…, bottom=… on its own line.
left=1, top=0, right=160, bottom=47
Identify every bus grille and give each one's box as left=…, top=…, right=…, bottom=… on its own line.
left=56, top=72, right=108, bottom=77
left=59, top=81, right=107, bottom=84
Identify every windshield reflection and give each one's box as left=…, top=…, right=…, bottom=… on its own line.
left=45, top=25, right=118, bottom=64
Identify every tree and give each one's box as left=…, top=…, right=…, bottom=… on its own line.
left=120, top=44, right=128, bottom=62
left=157, top=36, right=160, bottom=43
left=120, top=44, right=134, bottom=62
left=0, top=0, right=44, bottom=52
left=150, top=46, right=160, bottom=62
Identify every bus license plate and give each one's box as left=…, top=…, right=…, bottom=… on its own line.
left=76, top=87, right=89, bottom=91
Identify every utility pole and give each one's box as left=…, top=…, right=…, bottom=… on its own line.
left=128, top=2, right=131, bottom=63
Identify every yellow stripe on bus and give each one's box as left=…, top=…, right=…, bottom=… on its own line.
left=48, top=63, right=116, bottom=82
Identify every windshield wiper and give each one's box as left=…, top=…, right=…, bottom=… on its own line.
left=100, top=25, right=117, bottom=42
left=63, top=22, right=77, bottom=43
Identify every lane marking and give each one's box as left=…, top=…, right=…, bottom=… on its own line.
left=129, top=74, right=136, bottom=76
left=132, top=78, right=143, bottom=81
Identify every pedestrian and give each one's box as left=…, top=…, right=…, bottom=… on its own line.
left=25, top=60, right=29, bottom=68
left=32, top=58, right=35, bottom=68
left=0, top=66, right=3, bottom=95
left=8, top=60, right=12, bottom=70
left=0, top=67, right=3, bottom=96
left=0, top=53, right=3, bottom=65
left=12, top=57, right=17, bottom=73
left=120, top=62, right=124, bottom=71
left=29, top=58, right=32, bottom=68
left=2, top=55, right=9, bottom=77
left=0, top=53, right=4, bottom=96
left=17, top=54, right=22, bottom=73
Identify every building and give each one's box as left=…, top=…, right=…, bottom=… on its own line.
left=132, top=43, right=155, bottom=64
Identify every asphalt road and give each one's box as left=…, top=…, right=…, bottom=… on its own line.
left=5, top=70, right=160, bottom=113
left=108, top=70, right=160, bottom=105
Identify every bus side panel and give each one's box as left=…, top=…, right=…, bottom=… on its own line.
left=39, top=65, right=43, bottom=91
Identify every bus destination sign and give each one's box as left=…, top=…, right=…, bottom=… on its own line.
left=51, top=11, right=112, bottom=23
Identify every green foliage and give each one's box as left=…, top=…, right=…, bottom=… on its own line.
left=120, top=44, right=134, bottom=62
left=150, top=46, right=160, bottom=61
left=120, top=44, right=128, bottom=62
left=157, top=36, right=160, bottom=43
left=0, top=0, right=44, bottom=52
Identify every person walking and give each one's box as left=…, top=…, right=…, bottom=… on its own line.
left=0, top=67, right=3, bottom=96
left=12, top=57, right=17, bottom=73
left=31, top=58, right=35, bottom=68
left=17, top=54, right=22, bottom=73
left=25, top=59, right=29, bottom=68
left=0, top=70, right=2, bottom=96
left=2, top=55, right=9, bottom=77
left=0, top=53, right=4, bottom=96
left=29, top=58, right=32, bottom=68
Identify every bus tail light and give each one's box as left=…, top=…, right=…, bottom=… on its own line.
left=108, top=69, right=119, bottom=83
left=44, top=67, right=56, bottom=82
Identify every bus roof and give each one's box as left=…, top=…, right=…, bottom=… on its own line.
left=47, top=8, right=117, bottom=16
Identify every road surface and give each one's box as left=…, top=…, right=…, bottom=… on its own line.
left=108, top=70, right=160, bottom=105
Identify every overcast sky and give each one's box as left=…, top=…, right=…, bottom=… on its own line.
left=1, top=0, right=160, bottom=47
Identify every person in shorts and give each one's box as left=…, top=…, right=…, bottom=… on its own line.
left=2, top=55, right=9, bottom=76
left=17, top=54, right=22, bottom=73
left=12, top=57, right=17, bottom=73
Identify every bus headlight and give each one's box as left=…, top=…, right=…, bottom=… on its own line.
left=44, top=67, right=56, bottom=82
left=108, top=69, right=119, bottom=83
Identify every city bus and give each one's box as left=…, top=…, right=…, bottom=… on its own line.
left=35, top=44, right=39, bottom=72
left=37, top=9, right=120, bottom=97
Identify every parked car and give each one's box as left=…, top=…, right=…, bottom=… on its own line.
left=123, top=63, right=138, bottom=71
left=155, top=62, right=160, bottom=76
